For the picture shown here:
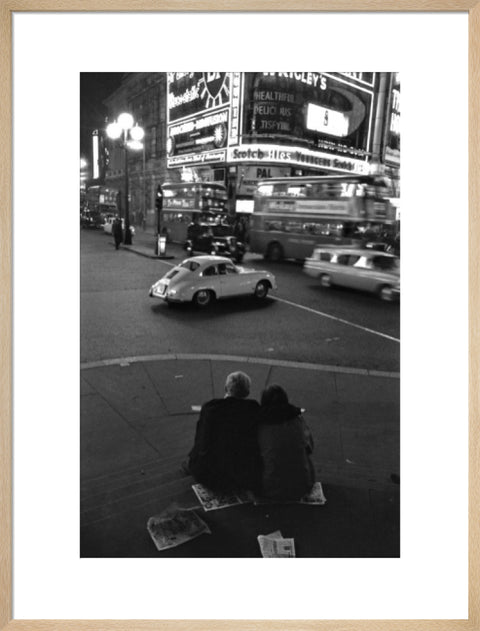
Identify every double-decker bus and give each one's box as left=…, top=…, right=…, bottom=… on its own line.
left=82, top=185, right=119, bottom=228
left=250, top=175, right=397, bottom=261
left=160, top=181, right=228, bottom=243
left=85, top=185, right=118, bottom=215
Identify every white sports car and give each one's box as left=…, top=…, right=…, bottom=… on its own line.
left=149, top=255, right=277, bottom=307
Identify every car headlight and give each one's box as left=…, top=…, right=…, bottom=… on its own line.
left=168, top=289, right=177, bottom=296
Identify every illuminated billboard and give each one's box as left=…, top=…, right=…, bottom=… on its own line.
left=384, top=73, right=400, bottom=167
left=166, top=72, right=232, bottom=167
left=243, top=73, right=375, bottom=162
left=166, top=72, right=382, bottom=175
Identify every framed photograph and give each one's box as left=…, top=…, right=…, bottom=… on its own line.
left=1, top=4, right=478, bottom=630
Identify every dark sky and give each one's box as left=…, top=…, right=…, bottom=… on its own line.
left=80, top=73, right=124, bottom=159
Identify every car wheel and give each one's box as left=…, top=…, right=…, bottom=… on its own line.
left=254, top=281, right=269, bottom=299
left=266, top=242, right=284, bottom=262
left=320, top=274, right=332, bottom=288
left=379, top=285, right=395, bottom=302
left=193, top=290, right=213, bottom=307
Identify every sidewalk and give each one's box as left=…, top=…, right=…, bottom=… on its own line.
left=80, top=354, right=400, bottom=558
left=119, top=227, right=265, bottom=263
left=121, top=227, right=179, bottom=259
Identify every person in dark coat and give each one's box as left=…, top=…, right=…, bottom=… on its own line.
left=257, top=384, right=315, bottom=501
left=188, top=371, right=261, bottom=493
left=112, top=217, right=123, bottom=250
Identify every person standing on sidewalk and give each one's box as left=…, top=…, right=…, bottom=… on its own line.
left=187, top=371, right=261, bottom=493
left=112, top=217, right=123, bottom=250
left=256, top=384, right=315, bottom=501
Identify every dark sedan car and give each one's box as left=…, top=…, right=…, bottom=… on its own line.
left=184, top=223, right=245, bottom=263
left=80, top=210, right=103, bottom=229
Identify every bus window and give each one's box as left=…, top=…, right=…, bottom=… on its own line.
left=286, top=185, right=308, bottom=197
left=265, top=220, right=283, bottom=231
left=256, top=184, right=274, bottom=197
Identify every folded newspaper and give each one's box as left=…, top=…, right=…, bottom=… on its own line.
left=254, top=481, right=327, bottom=506
left=147, top=506, right=211, bottom=551
left=299, top=481, right=327, bottom=505
left=192, top=483, right=253, bottom=511
left=257, top=530, right=296, bottom=558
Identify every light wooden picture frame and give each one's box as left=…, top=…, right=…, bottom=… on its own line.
left=1, top=3, right=478, bottom=630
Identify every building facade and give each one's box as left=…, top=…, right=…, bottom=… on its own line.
left=101, top=72, right=400, bottom=227
left=103, top=73, right=168, bottom=228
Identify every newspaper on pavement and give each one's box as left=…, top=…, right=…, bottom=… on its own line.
left=147, top=505, right=211, bottom=551
left=257, top=530, right=296, bottom=558
left=192, top=483, right=253, bottom=511
left=299, top=481, right=327, bottom=505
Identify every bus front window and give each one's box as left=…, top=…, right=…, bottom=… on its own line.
left=257, top=184, right=274, bottom=197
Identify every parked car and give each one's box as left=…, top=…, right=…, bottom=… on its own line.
left=303, top=247, right=400, bottom=301
left=103, top=216, right=135, bottom=236
left=149, top=255, right=277, bottom=307
left=80, top=210, right=103, bottom=229
left=184, top=223, right=245, bottom=263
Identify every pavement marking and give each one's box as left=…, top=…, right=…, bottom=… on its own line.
left=81, top=353, right=399, bottom=378
left=272, top=296, right=400, bottom=343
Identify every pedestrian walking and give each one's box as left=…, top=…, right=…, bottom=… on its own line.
left=112, top=217, right=123, bottom=250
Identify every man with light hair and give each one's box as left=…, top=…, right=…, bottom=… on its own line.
left=224, top=371, right=251, bottom=399
left=187, top=371, right=261, bottom=492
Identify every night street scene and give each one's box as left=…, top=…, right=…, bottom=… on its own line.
left=80, top=72, right=400, bottom=558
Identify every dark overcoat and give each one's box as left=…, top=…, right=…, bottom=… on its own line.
left=188, top=397, right=261, bottom=492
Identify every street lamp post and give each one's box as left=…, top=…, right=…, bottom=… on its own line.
left=155, top=185, right=163, bottom=255
left=142, top=141, right=146, bottom=230
left=106, top=113, right=144, bottom=246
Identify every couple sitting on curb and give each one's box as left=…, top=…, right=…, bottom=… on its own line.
left=186, top=371, right=315, bottom=502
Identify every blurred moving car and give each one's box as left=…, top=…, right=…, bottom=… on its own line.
left=364, top=241, right=394, bottom=253
left=103, top=216, right=135, bottom=236
left=303, top=247, right=400, bottom=301
left=101, top=213, right=117, bottom=232
left=184, top=223, right=245, bottom=263
left=103, top=216, right=117, bottom=234
left=149, top=255, right=277, bottom=307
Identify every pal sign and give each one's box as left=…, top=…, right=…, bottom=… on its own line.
left=237, top=166, right=290, bottom=195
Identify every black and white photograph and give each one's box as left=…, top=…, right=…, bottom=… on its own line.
left=80, top=71, right=401, bottom=558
